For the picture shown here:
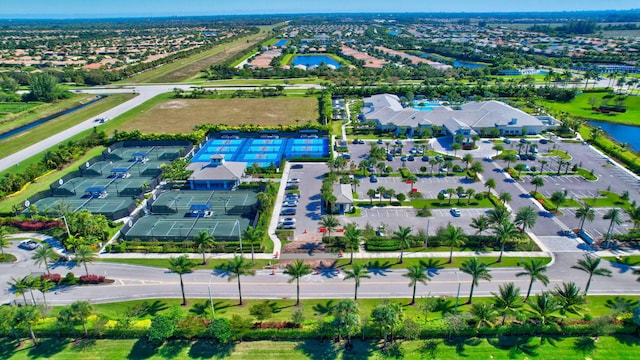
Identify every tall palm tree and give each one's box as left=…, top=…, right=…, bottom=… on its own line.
left=470, top=215, right=490, bottom=236
left=486, top=206, right=511, bottom=226
left=243, top=226, right=263, bottom=265
left=7, top=276, right=29, bottom=304
left=470, top=303, right=496, bottom=330
left=32, top=244, right=56, bottom=275
left=319, top=215, right=340, bottom=239
left=530, top=176, right=545, bottom=195
left=168, top=255, right=195, bottom=306
left=493, top=219, right=520, bottom=263
left=550, top=191, right=567, bottom=212
left=571, top=254, right=612, bottom=295
left=15, top=305, right=41, bottom=345
left=538, top=160, right=548, bottom=174
left=552, top=282, right=585, bottom=315
left=193, top=231, right=216, bottom=265
left=499, top=191, right=512, bottom=205
left=575, top=205, right=595, bottom=233
left=527, top=291, right=561, bottom=326
left=460, top=258, right=492, bottom=304
left=37, top=278, right=54, bottom=309
left=492, top=282, right=523, bottom=325
left=284, top=260, right=313, bottom=306
left=442, top=223, right=466, bottom=264
left=516, top=258, right=550, bottom=299
left=343, top=263, right=371, bottom=300
left=70, top=301, right=93, bottom=336
left=221, top=255, right=256, bottom=305
left=393, top=226, right=413, bottom=264
left=403, top=265, right=430, bottom=305
left=74, top=245, right=96, bottom=276
left=484, top=178, right=496, bottom=196
left=343, top=223, right=362, bottom=265
left=603, top=208, right=623, bottom=248
left=515, top=206, right=538, bottom=234
left=462, top=153, right=474, bottom=170
left=504, top=153, right=518, bottom=169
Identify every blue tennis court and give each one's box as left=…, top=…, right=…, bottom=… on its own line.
left=191, top=137, right=329, bottom=167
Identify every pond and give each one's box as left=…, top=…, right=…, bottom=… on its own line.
left=419, top=53, right=488, bottom=69
left=588, top=120, right=640, bottom=152
left=291, top=55, right=341, bottom=69
left=274, top=39, right=288, bottom=47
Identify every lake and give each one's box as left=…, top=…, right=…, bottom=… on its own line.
left=588, top=120, right=640, bottom=152
left=419, top=53, right=488, bottom=69
left=274, top=39, right=288, bottom=47
left=291, top=55, right=341, bottom=69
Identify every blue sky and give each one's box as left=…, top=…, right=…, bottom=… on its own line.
left=1, top=0, right=638, bottom=18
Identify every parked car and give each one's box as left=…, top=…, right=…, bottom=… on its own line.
left=376, top=226, right=386, bottom=237
left=503, top=139, right=511, bottom=144
left=287, top=178, right=301, bottom=184
left=410, top=148, right=417, bottom=154
left=400, top=156, right=407, bottom=161
left=528, top=154, right=537, bottom=160
left=450, top=208, right=461, bottom=217
left=377, top=139, right=383, bottom=144
left=278, top=223, right=296, bottom=229
left=368, top=165, right=375, bottom=173
left=370, top=175, right=378, bottom=183
left=386, top=154, right=393, bottom=161
left=358, top=139, right=365, bottom=144
left=282, top=200, right=298, bottom=207
left=18, top=240, right=40, bottom=250
left=539, top=139, right=548, bottom=144
left=342, top=153, right=351, bottom=160
left=520, top=138, right=528, bottom=144
left=281, top=208, right=297, bottom=215
left=291, top=164, right=304, bottom=169
left=408, top=155, right=415, bottom=161
left=422, top=155, right=429, bottom=161
left=285, top=194, right=299, bottom=201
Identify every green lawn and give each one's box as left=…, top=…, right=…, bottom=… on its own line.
left=541, top=92, right=640, bottom=126
left=4, top=335, right=639, bottom=359
left=411, top=197, right=494, bottom=209
left=97, top=258, right=278, bottom=271
left=544, top=149, right=572, bottom=160
left=601, top=255, right=640, bottom=266
left=581, top=191, right=633, bottom=209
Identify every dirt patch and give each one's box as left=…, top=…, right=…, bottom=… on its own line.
left=121, top=97, right=319, bottom=134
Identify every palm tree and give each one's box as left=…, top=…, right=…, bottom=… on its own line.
left=193, top=231, right=216, bottom=265
left=15, top=305, right=41, bottom=345
left=393, top=226, right=413, bottom=264
left=470, top=303, right=496, bottom=329
left=243, top=226, right=263, bottom=265
left=515, top=206, right=538, bottom=234
left=446, top=188, right=456, bottom=205
left=516, top=258, right=550, bottom=299
left=221, top=255, right=256, bottom=305
left=538, top=159, right=548, bottom=174
left=466, top=188, right=476, bottom=205
left=403, top=265, right=429, bottom=305
left=498, top=191, right=511, bottom=205
left=603, top=208, right=623, bottom=248
left=550, top=191, right=566, bottom=212
left=0, top=226, right=10, bottom=257
left=460, top=258, right=492, bottom=304
left=319, top=215, right=340, bottom=240
left=70, top=301, right=93, bottom=336
left=492, top=282, right=523, bottom=325
left=37, top=278, right=54, bottom=309
left=492, top=144, right=504, bottom=156
left=74, top=245, right=96, bottom=276
left=527, top=291, right=561, bottom=326
left=343, top=223, right=362, bottom=265
left=552, top=282, right=585, bottom=315
left=493, top=219, right=520, bottom=263
left=7, top=276, right=29, bottom=305
left=343, top=263, right=371, bottom=300
left=32, top=244, right=56, bottom=275
left=487, top=206, right=511, bottom=226
left=443, top=223, right=466, bottom=264
left=571, top=254, right=612, bottom=295
left=484, top=178, right=496, bottom=196
left=462, top=153, right=474, bottom=170
left=168, top=255, right=195, bottom=306
left=575, top=205, right=595, bottom=233
left=530, top=176, right=545, bottom=195
left=284, top=260, right=313, bottom=306
left=367, top=189, right=376, bottom=205
left=470, top=215, right=490, bottom=236
left=504, top=153, right=518, bottom=169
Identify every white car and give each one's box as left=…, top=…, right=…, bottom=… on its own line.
left=280, top=217, right=296, bottom=224
left=287, top=178, right=301, bottom=184
left=18, top=240, right=40, bottom=250
left=282, top=200, right=298, bottom=207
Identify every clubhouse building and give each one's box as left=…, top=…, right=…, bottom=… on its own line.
left=361, top=94, right=557, bottom=141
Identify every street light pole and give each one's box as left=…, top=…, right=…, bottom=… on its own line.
left=425, top=219, right=430, bottom=248
left=208, top=275, right=215, bottom=318
left=237, top=219, right=243, bottom=254
left=61, top=215, right=71, bottom=237
left=454, top=271, right=461, bottom=314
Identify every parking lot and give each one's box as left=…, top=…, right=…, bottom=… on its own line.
left=281, top=162, right=328, bottom=236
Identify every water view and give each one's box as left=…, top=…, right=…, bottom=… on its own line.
left=419, top=53, right=488, bottom=69
left=588, top=120, right=640, bottom=152
left=291, top=55, right=341, bottom=68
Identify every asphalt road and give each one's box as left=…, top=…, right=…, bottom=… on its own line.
left=2, top=238, right=639, bottom=306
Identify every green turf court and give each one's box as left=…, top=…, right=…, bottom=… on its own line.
left=123, top=189, right=258, bottom=241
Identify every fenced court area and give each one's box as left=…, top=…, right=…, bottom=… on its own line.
left=192, top=137, right=329, bottom=167
left=123, top=189, right=258, bottom=241
left=27, top=143, right=188, bottom=220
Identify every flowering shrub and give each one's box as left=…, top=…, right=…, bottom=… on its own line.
left=79, top=274, right=106, bottom=284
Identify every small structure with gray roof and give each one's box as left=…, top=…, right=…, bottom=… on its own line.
left=332, top=183, right=354, bottom=214
left=187, top=155, right=246, bottom=190
left=361, top=94, right=557, bottom=141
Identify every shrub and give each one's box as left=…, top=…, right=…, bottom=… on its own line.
left=250, top=302, right=274, bottom=321
left=147, top=315, right=177, bottom=344
left=79, top=274, right=106, bottom=284
left=42, top=273, right=61, bottom=284
left=208, top=317, right=233, bottom=343
left=61, top=272, right=77, bottom=285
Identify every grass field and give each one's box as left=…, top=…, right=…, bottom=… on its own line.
left=5, top=335, right=639, bottom=360
left=0, top=96, right=92, bottom=134
left=119, top=97, right=319, bottom=133
left=0, top=102, right=42, bottom=122
left=123, top=25, right=276, bottom=84
left=541, top=92, right=640, bottom=126
left=0, top=94, right=134, bottom=160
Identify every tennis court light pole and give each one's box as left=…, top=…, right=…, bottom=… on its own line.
left=237, top=219, right=243, bottom=254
